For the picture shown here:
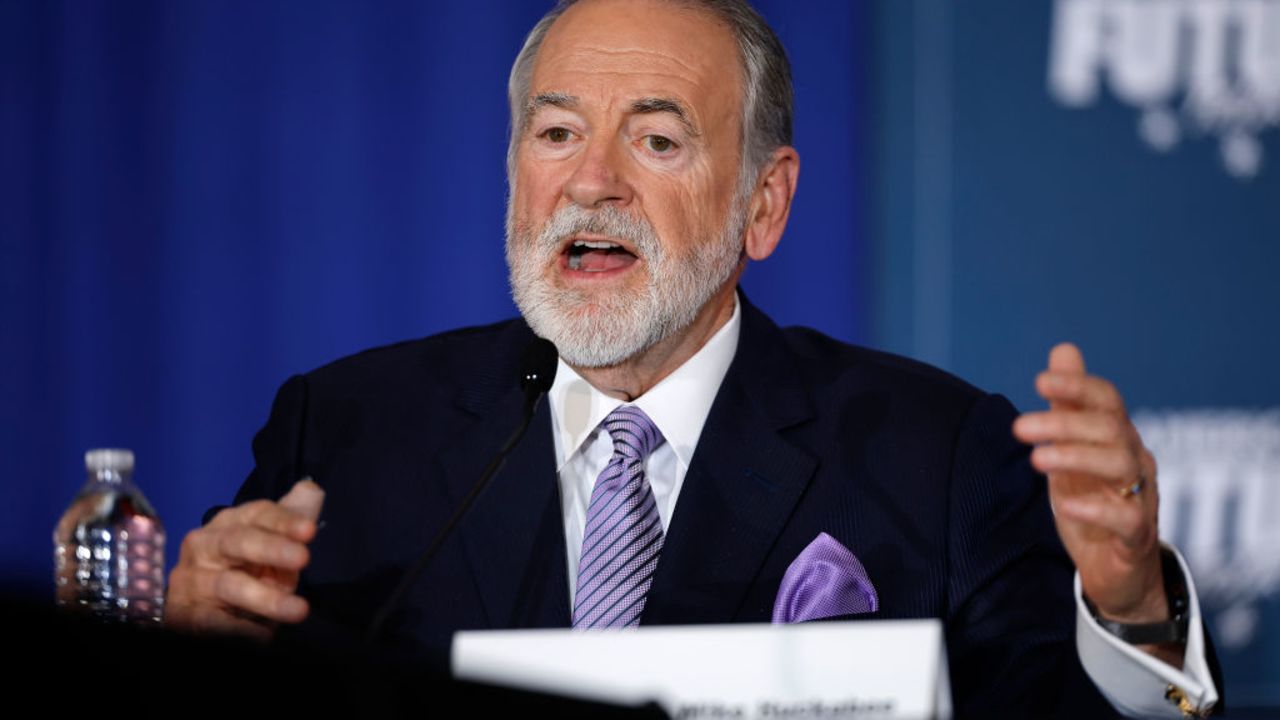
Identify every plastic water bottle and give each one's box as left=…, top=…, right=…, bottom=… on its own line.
left=53, top=449, right=166, bottom=623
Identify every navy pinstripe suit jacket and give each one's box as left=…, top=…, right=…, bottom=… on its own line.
left=233, top=293, right=1202, bottom=717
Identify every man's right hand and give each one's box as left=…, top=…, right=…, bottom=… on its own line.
left=166, top=478, right=325, bottom=640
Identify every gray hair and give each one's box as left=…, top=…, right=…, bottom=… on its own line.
left=506, top=0, right=794, bottom=197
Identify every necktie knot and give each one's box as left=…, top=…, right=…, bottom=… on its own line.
left=602, top=405, right=664, bottom=462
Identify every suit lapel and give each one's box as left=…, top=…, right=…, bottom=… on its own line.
left=643, top=297, right=817, bottom=625
left=438, top=296, right=817, bottom=630
left=438, top=322, right=571, bottom=630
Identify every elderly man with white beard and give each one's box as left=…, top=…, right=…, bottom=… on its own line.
left=166, top=0, right=1221, bottom=716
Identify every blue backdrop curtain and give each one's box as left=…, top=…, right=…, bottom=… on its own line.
left=0, top=0, right=869, bottom=588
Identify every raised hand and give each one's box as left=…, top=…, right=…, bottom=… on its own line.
left=166, top=479, right=324, bottom=640
left=1012, top=344, right=1175, bottom=656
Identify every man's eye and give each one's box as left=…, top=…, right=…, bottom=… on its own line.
left=644, top=135, right=676, bottom=153
left=542, top=127, right=573, bottom=143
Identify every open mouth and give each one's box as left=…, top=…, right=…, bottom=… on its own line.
left=564, top=238, right=639, bottom=273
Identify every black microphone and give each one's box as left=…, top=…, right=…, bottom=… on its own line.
left=364, top=337, right=559, bottom=647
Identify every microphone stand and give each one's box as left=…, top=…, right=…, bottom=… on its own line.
left=364, top=338, right=557, bottom=647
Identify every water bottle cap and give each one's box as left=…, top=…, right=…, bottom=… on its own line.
left=85, top=448, right=135, bottom=473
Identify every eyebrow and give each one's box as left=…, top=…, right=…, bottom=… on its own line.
left=630, top=97, right=701, bottom=137
left=527, top=92, right=578, bottom=115
left=524, top=92, right=701, bottom=137
left=524, top=92, right=578, bottom=128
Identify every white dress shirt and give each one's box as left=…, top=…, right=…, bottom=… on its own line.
left=551, top=295, right=741, bottom=599
left=546, top=293, right=1218, bottom=717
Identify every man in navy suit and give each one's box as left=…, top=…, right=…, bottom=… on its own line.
left=166, top=0, right=1220, bottom=716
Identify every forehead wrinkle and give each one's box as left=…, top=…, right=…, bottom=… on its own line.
left=561, top=43, right=705, bottom=75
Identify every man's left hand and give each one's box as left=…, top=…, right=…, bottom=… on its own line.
left=1012, top=343, right=1181, bottom=664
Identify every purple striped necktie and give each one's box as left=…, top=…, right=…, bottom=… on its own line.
left=572, top=405, right=666, bottom=629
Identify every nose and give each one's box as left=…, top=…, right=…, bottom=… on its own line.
left=563, top=135, right=633, bottom=209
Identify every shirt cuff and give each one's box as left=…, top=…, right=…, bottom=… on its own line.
left=1074, top=544, right=1219, bottom=717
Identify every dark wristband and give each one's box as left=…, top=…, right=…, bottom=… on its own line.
left=1085, top=547, right=1190, bottom=645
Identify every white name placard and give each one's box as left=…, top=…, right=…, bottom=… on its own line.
left=453, top=620, right=951, bottom=720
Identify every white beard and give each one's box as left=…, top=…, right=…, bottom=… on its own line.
left=506, top=201, right=746, bottom=368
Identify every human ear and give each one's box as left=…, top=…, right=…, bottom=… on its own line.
left=743, top=146, right=800, bottom=262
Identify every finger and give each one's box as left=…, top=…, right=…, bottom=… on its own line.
left=167, top=565, right=279, bottom=639
left=216, top=525, right=310, bottom=571
left=1140, top=447, right=1158, bottom=485
left=179, top=526, right=247, bottom=569
left=251, top=564, right=302, bottom=594
left=1031, top=443, right=1141, bottom=481
left=212, top=568, right=310, bottom=623
left=1053, top=495, right=1151, bottom=548
left=180, top=603, right=275, bottom=641
left=210, top=499, right=317, bottom=542
left=1036, top=372, right=1126, bottom=414
left=279, top=477, right=325, bottom=524
left=1048, top=342, right=1086, bottom=375
left=178, top=523, right=306, bottom=573
left=1013, top=410, right=1129, bottom=446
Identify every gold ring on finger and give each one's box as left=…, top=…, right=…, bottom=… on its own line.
left=1118, top=475, right=1145, bottom=499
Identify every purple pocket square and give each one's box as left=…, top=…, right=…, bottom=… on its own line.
left=772, top=532, right=879, bottom=624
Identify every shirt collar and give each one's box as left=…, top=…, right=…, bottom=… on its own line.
left=548, top=292, right=742, bottom=472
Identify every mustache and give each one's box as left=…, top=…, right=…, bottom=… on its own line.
left=533, top=204, right=661, bottom=259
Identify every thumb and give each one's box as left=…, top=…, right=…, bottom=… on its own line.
left=279, top=476, right=325, bottom=523
left=1048, top=342, right=1086, bottom=375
